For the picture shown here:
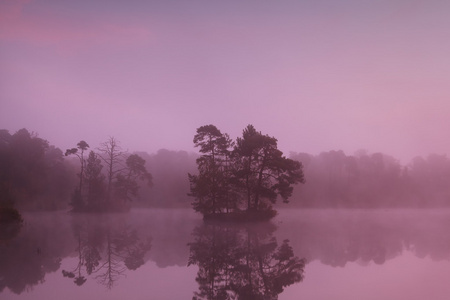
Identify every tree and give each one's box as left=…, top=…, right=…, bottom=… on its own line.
left=114, top=154, right=152, bottom=204
left=0, top=129, right=65, bottom=209
left=0, top=129, right=73, bottom=210
left=233, top=125, right=305, bottom=212
left=188, top=125, right=233, bottom=215
left=189, top=124, right=305, bottom=220
left=65, top=141, right=89, bottom=192
left=84, top=151, right=105, bottom=210
left=65, top=141, right=90, bottom=211
left=98, top=137, right=126, bottom=203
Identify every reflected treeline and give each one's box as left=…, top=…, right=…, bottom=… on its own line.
left=2, top=210, right=450, bottom=296
left=0, top=213, right=73, bottom=294
left=0, top=210, right=200, bottom=295
left=277, top=210, right=450, bottom=267
left=0, top=212, right=154, bottom=294
left=62, top=215, right=151, bottom=289
left=188, top=222, right=305, bottom=299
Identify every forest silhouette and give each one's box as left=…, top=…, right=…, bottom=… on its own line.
left=1, top=127, right=450, bottom=215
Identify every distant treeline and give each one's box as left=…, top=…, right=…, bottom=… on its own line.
left=289, top=151, right=450, bottom=208
left=0, top=129, right=76, bottom=210
left=1, top=128, right=450, bottom=210
left=0, top=128, right=196, bottom=211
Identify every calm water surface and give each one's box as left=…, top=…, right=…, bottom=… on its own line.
left=1, top=209, right=450, bottom=299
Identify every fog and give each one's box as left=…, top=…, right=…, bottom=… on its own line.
left=2, top=0, right=450, bottom=163
left=2, top=1, right=450, bottom=298
left=2, top=128, right=450, bottom=211
left=2, top=129, right=450, bottom=298
left=2, top=209, right=450, bottom=299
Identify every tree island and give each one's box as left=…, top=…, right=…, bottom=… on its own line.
left=188, top=125, right=305, bottom=221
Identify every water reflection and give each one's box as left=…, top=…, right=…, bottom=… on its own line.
left=62, top=215, right=152, bottom=289
left=0, top=213, right=70, bottom=294
left=188, top=222, right=305, bottom=299
left=277, top=210, right=450, bottom=267
left=1, top=210, right=450, bottom=298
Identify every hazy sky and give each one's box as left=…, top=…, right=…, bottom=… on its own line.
left=1, top=0, right=450, bottom=163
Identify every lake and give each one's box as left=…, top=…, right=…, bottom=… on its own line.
left=1, top=209, right=450, bottom=299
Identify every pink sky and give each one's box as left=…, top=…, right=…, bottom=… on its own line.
left=1, top=0, right=450, bottom=163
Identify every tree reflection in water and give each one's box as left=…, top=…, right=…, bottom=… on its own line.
left=4, top=210, right=450, bottom=297
left=62, top=215, right=151, bottom=289
left=188, top=222, right=305, bottom=300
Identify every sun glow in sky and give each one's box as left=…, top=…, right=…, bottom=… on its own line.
left=1, top=0, right=450, bottom=163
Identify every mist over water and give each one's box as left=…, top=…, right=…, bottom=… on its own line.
left=2, top=121, right=450, bottom=300
left=2, top=208, right=450, bottom=299
left=2, top=1, right=450, bottom=298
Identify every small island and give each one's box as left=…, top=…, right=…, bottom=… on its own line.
left=64, top=138, right=152, bottom=213
left=188, top=124, right=305, bottom=221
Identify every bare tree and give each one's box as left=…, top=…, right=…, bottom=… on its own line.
left=97, top=137, right=126, bottom=203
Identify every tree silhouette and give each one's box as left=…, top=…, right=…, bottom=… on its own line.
left=115, top=154, right=152, bottom=205
left=65, top=141, right=90, bottom=211
left=188, top=223, right=305, bottom=299
left=233, top=125, right=305, bottom=212
left=189, top=124, right=305, bottom=220
left=84, top=151, right=106, bottom=211
left=188, top=125, right=234, bottom=215
left=98, top=137, right=126, bottom=204
left=0, top=128, right=73, bottom=210
left=63, top=137, right=152, bottom=212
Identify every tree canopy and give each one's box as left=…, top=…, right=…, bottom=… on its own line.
left=189, top=124, right=305, bottom=220
left=0, top=129, right=74, bottom=210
